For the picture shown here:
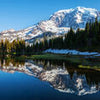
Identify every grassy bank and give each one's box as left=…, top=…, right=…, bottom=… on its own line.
left=27, top=53, right=100, bottom=70
left=8, top=53, right=100, bottom=71
left=79, top=65, right=100, bottom=71
left=26, top=53, right=94, bottom=64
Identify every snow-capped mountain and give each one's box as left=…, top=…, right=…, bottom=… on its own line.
left=0, top=6, right=100, bottom=43
left=50, top=6, right=100, bottom=29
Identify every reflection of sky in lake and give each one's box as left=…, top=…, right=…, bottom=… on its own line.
left=0, top=59, right=100, bottom=100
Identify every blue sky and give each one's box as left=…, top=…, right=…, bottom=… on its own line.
left=0, top=0, right=99, bottom=31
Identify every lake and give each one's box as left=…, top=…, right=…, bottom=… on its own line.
left=0, top=58, right=100, bottom=100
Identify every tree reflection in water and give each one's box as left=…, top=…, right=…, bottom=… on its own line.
left=0, top=58, right=100, bottom=96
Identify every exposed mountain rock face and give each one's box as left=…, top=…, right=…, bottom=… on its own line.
left=0, top=7, right=100, bottom=43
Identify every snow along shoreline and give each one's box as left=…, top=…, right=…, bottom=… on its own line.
left=44, top=49, right=100, bottom=57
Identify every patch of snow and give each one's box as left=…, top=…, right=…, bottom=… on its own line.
left=44, top=49, right=100, bottom=56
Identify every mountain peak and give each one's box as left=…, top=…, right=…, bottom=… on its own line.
left=53, top=7, right=98, bottom=14
left=1, top=29, right=15, bottom=33
left=8, top=29, right=15, bottom=32
left=0, top=7, right=100, bottom=43
left=50, top=7, right=100, bottom=29
left=76, top=6, right=88, bottom=10
left=75, top=6, right=98, bottom=12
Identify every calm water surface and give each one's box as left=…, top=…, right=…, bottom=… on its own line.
left=0, top=59, right=100, bottom=100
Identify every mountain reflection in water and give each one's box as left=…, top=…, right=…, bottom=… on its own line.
left=0, top=58, right=100, bottom=96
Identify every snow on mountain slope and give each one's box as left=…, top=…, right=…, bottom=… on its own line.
left=50, top=6, right=100, bottom=29
left=0, top=6, right=100, bottom=42
left=1, top=29, right=15, bottom=33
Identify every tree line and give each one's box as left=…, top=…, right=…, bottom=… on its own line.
left=35, top=18, right=100, bottom=52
